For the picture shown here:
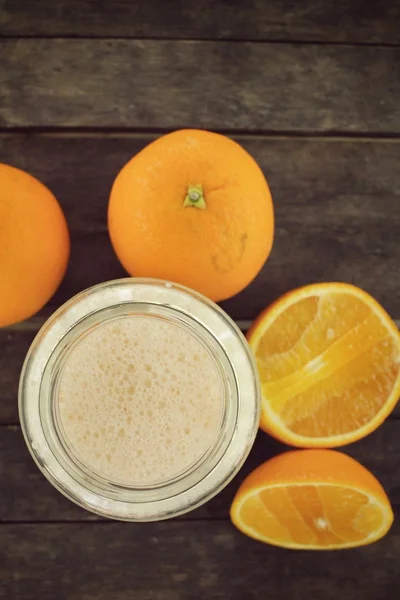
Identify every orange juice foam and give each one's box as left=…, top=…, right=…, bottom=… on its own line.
left=58, top=315, right=224, bottom=485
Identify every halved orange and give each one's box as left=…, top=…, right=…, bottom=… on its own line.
left=247, top=283, right=400, bottom=447
left=230, top=449, right=394, bottom=550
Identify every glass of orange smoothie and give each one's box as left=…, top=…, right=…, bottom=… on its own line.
left=19, top=279, right=260, bottom=520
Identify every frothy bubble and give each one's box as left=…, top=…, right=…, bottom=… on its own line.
left=58, top=316, right=223, bottom=485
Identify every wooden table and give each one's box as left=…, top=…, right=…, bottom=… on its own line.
left=1, top=2, right=399, bottom=598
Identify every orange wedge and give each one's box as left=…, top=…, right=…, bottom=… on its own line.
left=230, top=449, right=394, bottom=550
left=248, top=283, right=400, bottom=447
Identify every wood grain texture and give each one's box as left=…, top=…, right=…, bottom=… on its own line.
left=2, top=134, right=400, bottom=232
left=52, top=224, right=399, bottom=324
left=31, top=225, right=400, bottom=317
left=1, top=421, right=398, bottom=522
left=0, top=329, right=36, bottom=423
left=1, top=0, right=400, bottom=44
left=1, top=40, right=400, bottom=132
left=0, top=520, right=399, bottom=600
left=0, top=133, right=399, bottom=324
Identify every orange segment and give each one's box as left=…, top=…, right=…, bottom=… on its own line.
left=248, top=283, right=400, bottom=447
left=230, top=450, right=394, bottom=550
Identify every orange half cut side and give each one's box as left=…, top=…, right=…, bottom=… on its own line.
left=230, top=450, right=394, bottom=550
left=248, top=283, right=400, bottom=447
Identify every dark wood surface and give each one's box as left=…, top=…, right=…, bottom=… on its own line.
left=1, top=521, right=399, bottom=600
left=2, top=40, right=400, bottom=132
left=0, top=520, right=400, bottom=600
left=1, top=0, right=400, bottom=44
left=0, top=2, right=399, bottom=599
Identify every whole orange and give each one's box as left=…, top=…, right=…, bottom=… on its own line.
left=108, top=130, right=274, bottom=301
left=0, top=164, right=70, bottom=327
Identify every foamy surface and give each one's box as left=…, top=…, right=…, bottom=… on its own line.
left=58, top=316, right=223, bottom=485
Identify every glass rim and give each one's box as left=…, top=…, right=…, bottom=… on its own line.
left=18, top=278, right=261, bottom=521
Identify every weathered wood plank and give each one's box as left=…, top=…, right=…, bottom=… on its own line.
left=0, top=330, right=36, bottom=423
left=0, top=520, right=399, bottom=599
left=2, top=134, right=400, bottom=232
left=0, top=421, right=398, bottom=522
left=0, top=133, right=399, bottom=323
left=1, top=0, right=399, bottom=44
left=57, top=227, right=400, bottom=320
left=1, top=40, right=400, bottom=132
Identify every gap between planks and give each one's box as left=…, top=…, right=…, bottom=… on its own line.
left=1, top=128, right=400, bottom=142
left=4, top=318, right=400, bottom=333
left=1, top=34, right=400, bottom=49
left=0, top=518, right=225, bottom=525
